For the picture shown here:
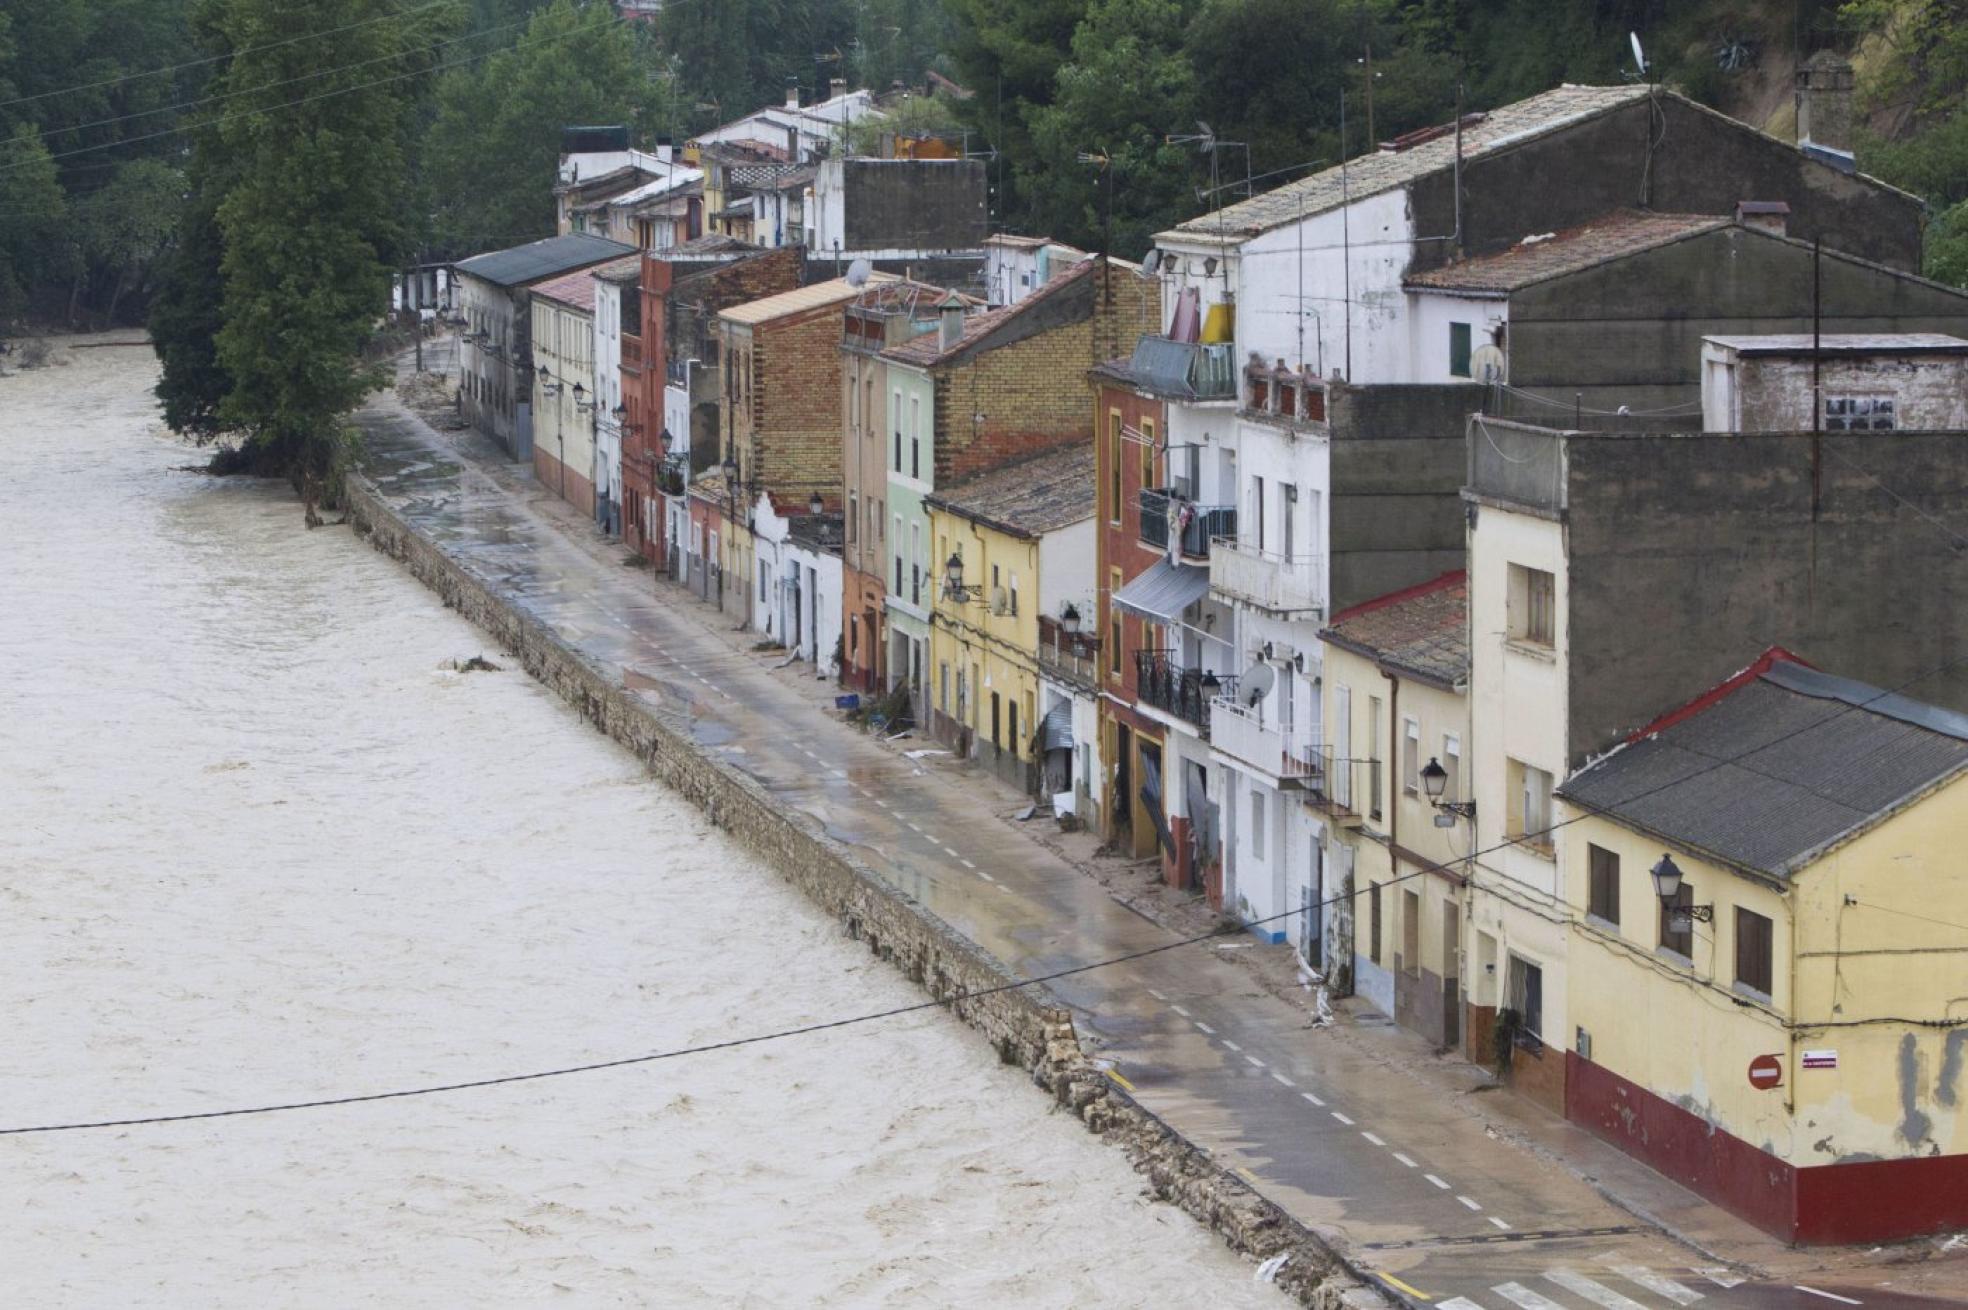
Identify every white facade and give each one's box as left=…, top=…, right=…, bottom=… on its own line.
left=531, top=291, right=595, bottom=507
left=748, top=492, right=843, bottom=676
left=593, top=276, right=627, bottom=534
left=983, top=237, right=1089, bottom=308
left=692, top=89, right=876, bottom=162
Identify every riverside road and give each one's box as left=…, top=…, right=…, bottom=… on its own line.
left=353, top=365, right=1959, bottom=1310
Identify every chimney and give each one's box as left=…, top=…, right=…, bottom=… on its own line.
left=785, top=78, right=800, bottom=111
left=939, top=293, right=965, bottom=350
left=655, top=136, right=673, bottom=166
left=829, top=77, right=848, bottom=102
left=1736, top=200, right=1790, bottom=238
left=1796, top=50, right=1855, bottom=155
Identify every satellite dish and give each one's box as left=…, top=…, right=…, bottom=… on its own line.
left=1469, top=344, right=1506, bottom=385
left=1240, top=662, right=1277, bottom=707
left=1630, top=31, right=1648, bottom=77
left=1139, top=247, right=1161, bottom=277
left=845, top=258, right=873, bottom=288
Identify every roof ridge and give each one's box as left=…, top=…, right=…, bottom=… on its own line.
left=1625, top=645, right=1813, bottom=742
left=1327, top=570, right=1466, bottom=626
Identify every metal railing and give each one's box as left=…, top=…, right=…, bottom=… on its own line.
left=1133, top=650, right=1236, bottom=732
left=1300, top=747, right=1383, bottom=824
left=1208, top=698, right=1321, bottom=781
left=1209, top=539, right=1325, bottom=616
left=1037, top=619, right=1100, bottom=688
left=1139, top=490, right=1235, bottom=559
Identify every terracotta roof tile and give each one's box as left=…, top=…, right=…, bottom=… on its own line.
left=1404, top=210, right=1730, bottom=293
left=1320, top=573, right=1468, bottom=687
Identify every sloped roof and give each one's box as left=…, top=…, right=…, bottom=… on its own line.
left=925, top=442, right=1095, bottom=538
left=719, top=273, right=896, bottom=326
left=881, top=258, right=1097, bottom=368
left=592, top=254, right=644, bottom=285
left=1320, top=572, right=1468, bottom=689
left=1704, top=332, right=1968, bottom=356
left=455, top=233, right=636, bottom=288
left=1558, top=653, right=1968, bottom=879
left=532, top=266, right=600, bottom=312
left=1404, top=210, right=1730, bottom=294
left=1160, top=84, right=1652, bottom=243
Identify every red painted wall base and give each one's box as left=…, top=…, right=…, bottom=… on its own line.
left=1565, top=1054, right=1968, bottom=1244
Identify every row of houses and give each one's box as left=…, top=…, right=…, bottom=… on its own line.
left=442, top=64, right=1968, bottom=1246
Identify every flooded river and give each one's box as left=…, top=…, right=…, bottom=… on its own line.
left=0, top=339, right=1283, bottom=1306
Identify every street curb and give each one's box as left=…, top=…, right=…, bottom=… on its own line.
left=344, top=461, right=1394, bottom=1309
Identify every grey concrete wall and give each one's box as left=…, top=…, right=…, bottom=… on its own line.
left=344, top=473, right=1373, bottom=1309
left=1506, top=226, right=1968, bottom=412
left=844, top=159, right=988, bottom=252
left=1560, top=429, right=1968, bottom=765
left=1328, top=384, right=1485, bottom=610
left=1735, top=353, right=1968, bottom=432
left=1406, top=97, right=1924, bottom=276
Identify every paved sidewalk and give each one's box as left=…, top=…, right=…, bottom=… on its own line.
left=354, top=369, right=1966, bottom=1310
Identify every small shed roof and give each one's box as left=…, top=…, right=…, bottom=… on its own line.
left=1703, top=332, right=1968, bottom=357
left=926, top=443, right=1095, bottom=538
left=1319, top=572, right=1468, bottom=689
left=454, top=232, right=635, bottom=289
left=719, top=274, right=896, bottom=326
left=1558, top=652, right=1968, bottom=880
left=1404, top=211, right=1729, bottom=294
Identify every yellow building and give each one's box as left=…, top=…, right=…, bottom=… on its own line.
left=1316, top=572, right=1471, bottom=1049
left=1555, top=650, right=1968, bottom=1244
left=925, top=445, right=1097, bottom=794
left=528, top=268, right=598, bottom=514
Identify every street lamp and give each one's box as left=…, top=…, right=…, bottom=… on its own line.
left=537, top=363, right=561, bottom=396
left=808, top=489, right=825, bottom=516
left=1420, top=757, right=1476, bottom=823
left=1650, top=853, right=1712, bottom=921
left=942, top=552, right=983, bottom=603
left=572, top=382, right=594, bottom=413
left=1060, top=603, right=1081, bottom=635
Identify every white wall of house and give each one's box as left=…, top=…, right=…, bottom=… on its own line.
left=784, top=540, right=843, bottom=675
left=1037, top=517, right=1096, bottom=626
left=593, top=279, right=625, bottom=530
left=1407, top=290, right=1509, bottom=384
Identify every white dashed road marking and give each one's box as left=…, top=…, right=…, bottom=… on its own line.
left=959, top=858, right=976, bottom=869
left=1391, top=1152, right=1417, bottom=1168
left=1145, top=988, right=1166, bottom=1001
left=1270, top=1072, right=1293, bottom=1087
left=1545, top=1268, right=1650, bottom=1310
left=1488, top=1216, right=1511, bottom=1231
left=1493, top=1283, right=1566, bottom=1310
left=1424, top=1174, right=1451, bottom=1190
left=1222, top=1040, right=1241, bottom=1052
left=1330, top=1111, right=1353, bottom=1125
left=1170, top=1005, right=1191, bottom=1018
left=1244, top=1055, right=1264, bottom=1068
left=1794, top=1290, right=1861, bottom=1306
left=1456, top=1195, right=1482, bottom=1211
left=1300, top=1091, right=1325, bottom=1107
left=1194, top=1021, right=1215, bottom=1035
left=1360, top=1131, right=1385, bottom=1146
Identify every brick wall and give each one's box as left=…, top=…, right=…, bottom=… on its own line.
left=748, top=301, right=855, bottom=505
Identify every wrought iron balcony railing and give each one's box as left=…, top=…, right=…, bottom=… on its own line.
left=1133, top=649, right=1236, bottom=733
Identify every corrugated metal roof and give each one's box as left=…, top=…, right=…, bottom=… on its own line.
left=1113, top=559, right=1210, bottom=623
left=454, top=233, right=636, bottom=289
left=1404, top=211, right=1729, bottom=293
left=1703, top=332, right=1968, bottom=356
left=1159, top=84, right=1650, bottom=244
left=718, top=274, right=897, bottom=326
left=1558, top=659, right=1968, bottom=879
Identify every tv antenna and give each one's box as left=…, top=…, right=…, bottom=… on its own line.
left=1627, top=32, right=1649, bottom=80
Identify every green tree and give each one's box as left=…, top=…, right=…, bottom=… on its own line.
left=77, top=160, right=186, bottom=326
left=0, top=125, right=73, bottom=322
left=150, top=191, right=232, bottom=436
left=426, top=0, right=672, bottom=250
left=1024, top=0, right=1200, bottom=253
left=197, top=0, right=455, bottom=510
left=943, top=0, right=1090, bottom=229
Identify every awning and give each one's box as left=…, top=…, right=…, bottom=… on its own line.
left=1040, top=700, right=1074, bottom=752
left=1112, top=559, right=1209, bottom=623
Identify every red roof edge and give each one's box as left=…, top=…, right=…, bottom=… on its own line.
left=1626, top=645, right=1816, bottom=742
left=1328, top=570, right=1467, bottom=626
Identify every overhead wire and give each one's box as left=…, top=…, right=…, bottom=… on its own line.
left=6, top=647, right=1968, bottom=1138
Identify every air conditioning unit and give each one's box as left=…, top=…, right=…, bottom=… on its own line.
left=989, top=587, right=1009, bottom=616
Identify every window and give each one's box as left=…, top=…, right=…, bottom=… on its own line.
left=1108, top=411, right=1123, bottom=523
left=1009, top=573, right=1019, bottom=616
left=847, top=491, right=857, bottom=543
left=1367, top=695, right=1384, bottom=821
left=1369, top=882, right=1383, bottom=965
left=1506, top=955, right=1543, bottom=1041
left=1587, top=844, right=1620, bottom=926
left=1402, top=890, right=1420, bottom=975
left=1008, top=699, right=1019, bottom=759
left=940, top=662, right=950, bottom=713
left=1402, top=718, right=1421, bottom=796
left=1108, top=568, right=1123, bottom=676
left=956, top=666, right=967, bottom=720
left=910, top=396, right=921, bottom=477
left=1825, top=395, right=1896, bottom=431
left=1251, top=791, right=1266, bottom=861
left=1736, top=907, right=1774, bottom=996
left=1508, top=563, right=1556, bottom=647
left=1660, top=882, right=1695, bottom=959
left=1508, top=758, right=1553, bottom=849
left=1449, top=321, right=1473, bottom=378
left=1441, top=734, right=1461, bottom=804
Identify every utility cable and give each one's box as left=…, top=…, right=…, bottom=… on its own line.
left=5, top=648, right=1967, bottom=1137
left=0, top=7, right=634, bottom=176
left=0, top=0, right=460, bottom=110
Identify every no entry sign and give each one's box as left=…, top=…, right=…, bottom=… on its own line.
left=1748, top=1054, right=1783, bottom=1090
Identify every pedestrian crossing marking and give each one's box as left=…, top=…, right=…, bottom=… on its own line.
left=1546, top=1268, right=1649, bottom=1310
left=1600, top=1260, right=1702, bottom=1305
left=1493, top=1283, right=1567, bottom=1310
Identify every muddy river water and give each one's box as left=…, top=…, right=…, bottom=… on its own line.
left=0, top=339, right=1283, bottom=1307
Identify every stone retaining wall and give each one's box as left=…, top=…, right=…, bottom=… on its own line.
left=346, top=474, right=1386, bottom=1310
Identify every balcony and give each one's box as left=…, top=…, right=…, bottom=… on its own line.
left=1125, top=335, right=1237, bottom=401
left=1300, top=746, right=1379, bottom=829
left=1134, top=650, right=1237, bottom=733
left=1209, top=698, right=1321, bottom=785
left=621, top=333, right=644, bottom=367
left=1139, top=489, right=1236, bottom=560
left=1209, top=539, right=1325, bottom=617
left=1037, top=617, right=1100, bottom=689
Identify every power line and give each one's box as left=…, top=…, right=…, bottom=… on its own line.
left=6, top=647, right=1966, bottom=1138
left=0, top=7, right=636, bottom=177
left=7, top=5, right=527, bottom=150
left=0, top=0, right=461, bottom=111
